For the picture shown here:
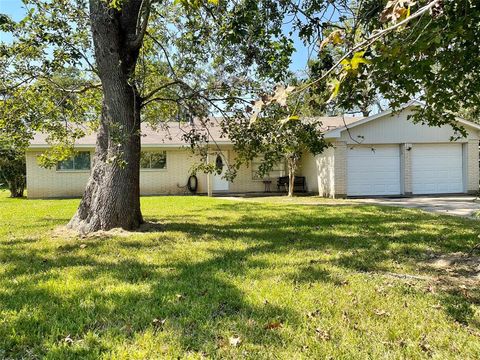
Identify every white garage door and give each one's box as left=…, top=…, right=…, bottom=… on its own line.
left=347, top=145, right=401, bottom=196
left=411, top=144, right=464, bottom=194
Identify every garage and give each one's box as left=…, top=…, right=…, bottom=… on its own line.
left=411, top=143, right=464, bottom=194
left=347, top=145, right=401, bottom=196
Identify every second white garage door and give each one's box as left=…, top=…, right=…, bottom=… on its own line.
left=411, top=144, right=464, bottom=194
left=347, top=145, right=401, bottom=196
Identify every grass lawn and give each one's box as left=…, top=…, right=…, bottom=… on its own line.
left=1, top=191, right=480, bottom=359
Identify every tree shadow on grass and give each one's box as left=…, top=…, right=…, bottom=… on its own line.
left=0, top=237, right=301, bottom=358
left=1, top=200, right=479, bottom=357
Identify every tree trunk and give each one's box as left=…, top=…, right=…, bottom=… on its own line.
left=288, top=169, right=295, bottom=197
left=8, top=178, right=25, bottom=198
left=286, top=155, right=298, bottom=197
left=68, top=0, right=144, bottom=233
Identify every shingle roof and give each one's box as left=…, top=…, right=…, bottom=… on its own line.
left=29, top=116, right=360, bottom=148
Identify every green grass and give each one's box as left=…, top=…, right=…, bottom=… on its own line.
left=1, top=190, right=480, bottom=359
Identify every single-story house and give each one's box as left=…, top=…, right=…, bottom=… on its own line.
left=26, top=101, right=480, bottom=198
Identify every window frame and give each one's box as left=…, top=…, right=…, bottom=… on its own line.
left=56, top=151, right=92, bottom=172
left=251, top=157, right=287, bottom=181
left=140, top=150, right=168, bottom=171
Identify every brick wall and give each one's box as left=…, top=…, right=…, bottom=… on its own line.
left=26, top=148, right=271, bottom=198
left=466, top=140, right=479, bottom=193
left=333, top=141, right=347, bottom=198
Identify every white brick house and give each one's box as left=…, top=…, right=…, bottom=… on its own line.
left=26, top=101, right=480, bottom=198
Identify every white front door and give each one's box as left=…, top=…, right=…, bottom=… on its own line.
left=213, top=154, right=229, bottom=192
left=411, top=143, right=464, bottom=194
left=347, top=145, right=401, bottom=196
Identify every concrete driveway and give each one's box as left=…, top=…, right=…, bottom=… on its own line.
left=353, top=196, right=480, bottom=217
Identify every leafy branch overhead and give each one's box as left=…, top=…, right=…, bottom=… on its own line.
left=248, top=0, right=446, bottom=122
left=248, top=85, right=296, bottom=123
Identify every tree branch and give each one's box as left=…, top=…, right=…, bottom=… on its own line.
left=129, top=0, right=152, bottom=50
left=42, top=77, right=101, bottom=94
left=145, top=31, right=177, bottom=78
left=141, top=80, right=184, bottom=101
left=141, top=96, right=180, bottom=108
left=295, top=0, right=442, bottom=94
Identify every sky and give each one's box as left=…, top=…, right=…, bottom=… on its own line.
left=0, top=0, right=311, bottom=73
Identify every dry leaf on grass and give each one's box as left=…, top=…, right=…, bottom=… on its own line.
left=315, top=328, right=331, bottom=341
left=229, top=335, right=242, bottom=347
left=152, top=318, right=166, bottom=330
left=264, top=321, right=283, bottom=330
left=374, top=309, right=391, bottom=317
left=306, top=309, right=320, bottom=319
left=63, top=334, right=74, bottom=344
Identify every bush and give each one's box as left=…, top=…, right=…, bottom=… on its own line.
left=0, top=149, right=26, bottom=198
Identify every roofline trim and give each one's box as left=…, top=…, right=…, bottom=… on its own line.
left=27, top=141, right=233, bottom=150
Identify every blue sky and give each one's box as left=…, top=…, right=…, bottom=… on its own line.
left=0, top=0, right=310, bottom=73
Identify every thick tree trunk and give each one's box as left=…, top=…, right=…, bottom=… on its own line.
left=68, top=0, right=144, bottom=233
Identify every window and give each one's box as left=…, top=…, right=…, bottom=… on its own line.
left=57, top=152, right=91, bottom=171
left=251, top=157, right=286, bottom=180
left=141, top=151, right=167, bottom=170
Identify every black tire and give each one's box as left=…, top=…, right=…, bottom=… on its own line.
left=187, top=175, right=198, bottom=194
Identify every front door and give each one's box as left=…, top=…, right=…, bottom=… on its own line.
left=213, top=154, right=229, bottom=192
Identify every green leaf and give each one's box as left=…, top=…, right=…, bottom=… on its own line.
left=350, top=51, right=371, bottom=70
left=326, top=78, right=341, bottom=103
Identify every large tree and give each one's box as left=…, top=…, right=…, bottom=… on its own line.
left=1, top=0, right=297, bottom=233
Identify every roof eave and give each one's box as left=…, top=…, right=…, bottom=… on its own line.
left=28, top=140, right=233, bottom=150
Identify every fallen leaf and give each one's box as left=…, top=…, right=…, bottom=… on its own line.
left=315, top=328, right=331, bottom=341
left=152, top=318, right=166, bottom=327
left=419, top=335, right=432, bottom=353
left=229, top=335, right=242, bottom=347
left=264, top=321, right=283, bottom=330
left=152, top=318, right=166, bottom=334
left=63, top=334, right=74, bottom=344
left=306, top=309, right=320, bottom=319
left=79, top=244, right=87, bottom=249
left=374, top=309, right=390, bottom=317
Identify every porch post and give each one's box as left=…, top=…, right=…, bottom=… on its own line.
left=207, top=153, right=213, bottom=197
